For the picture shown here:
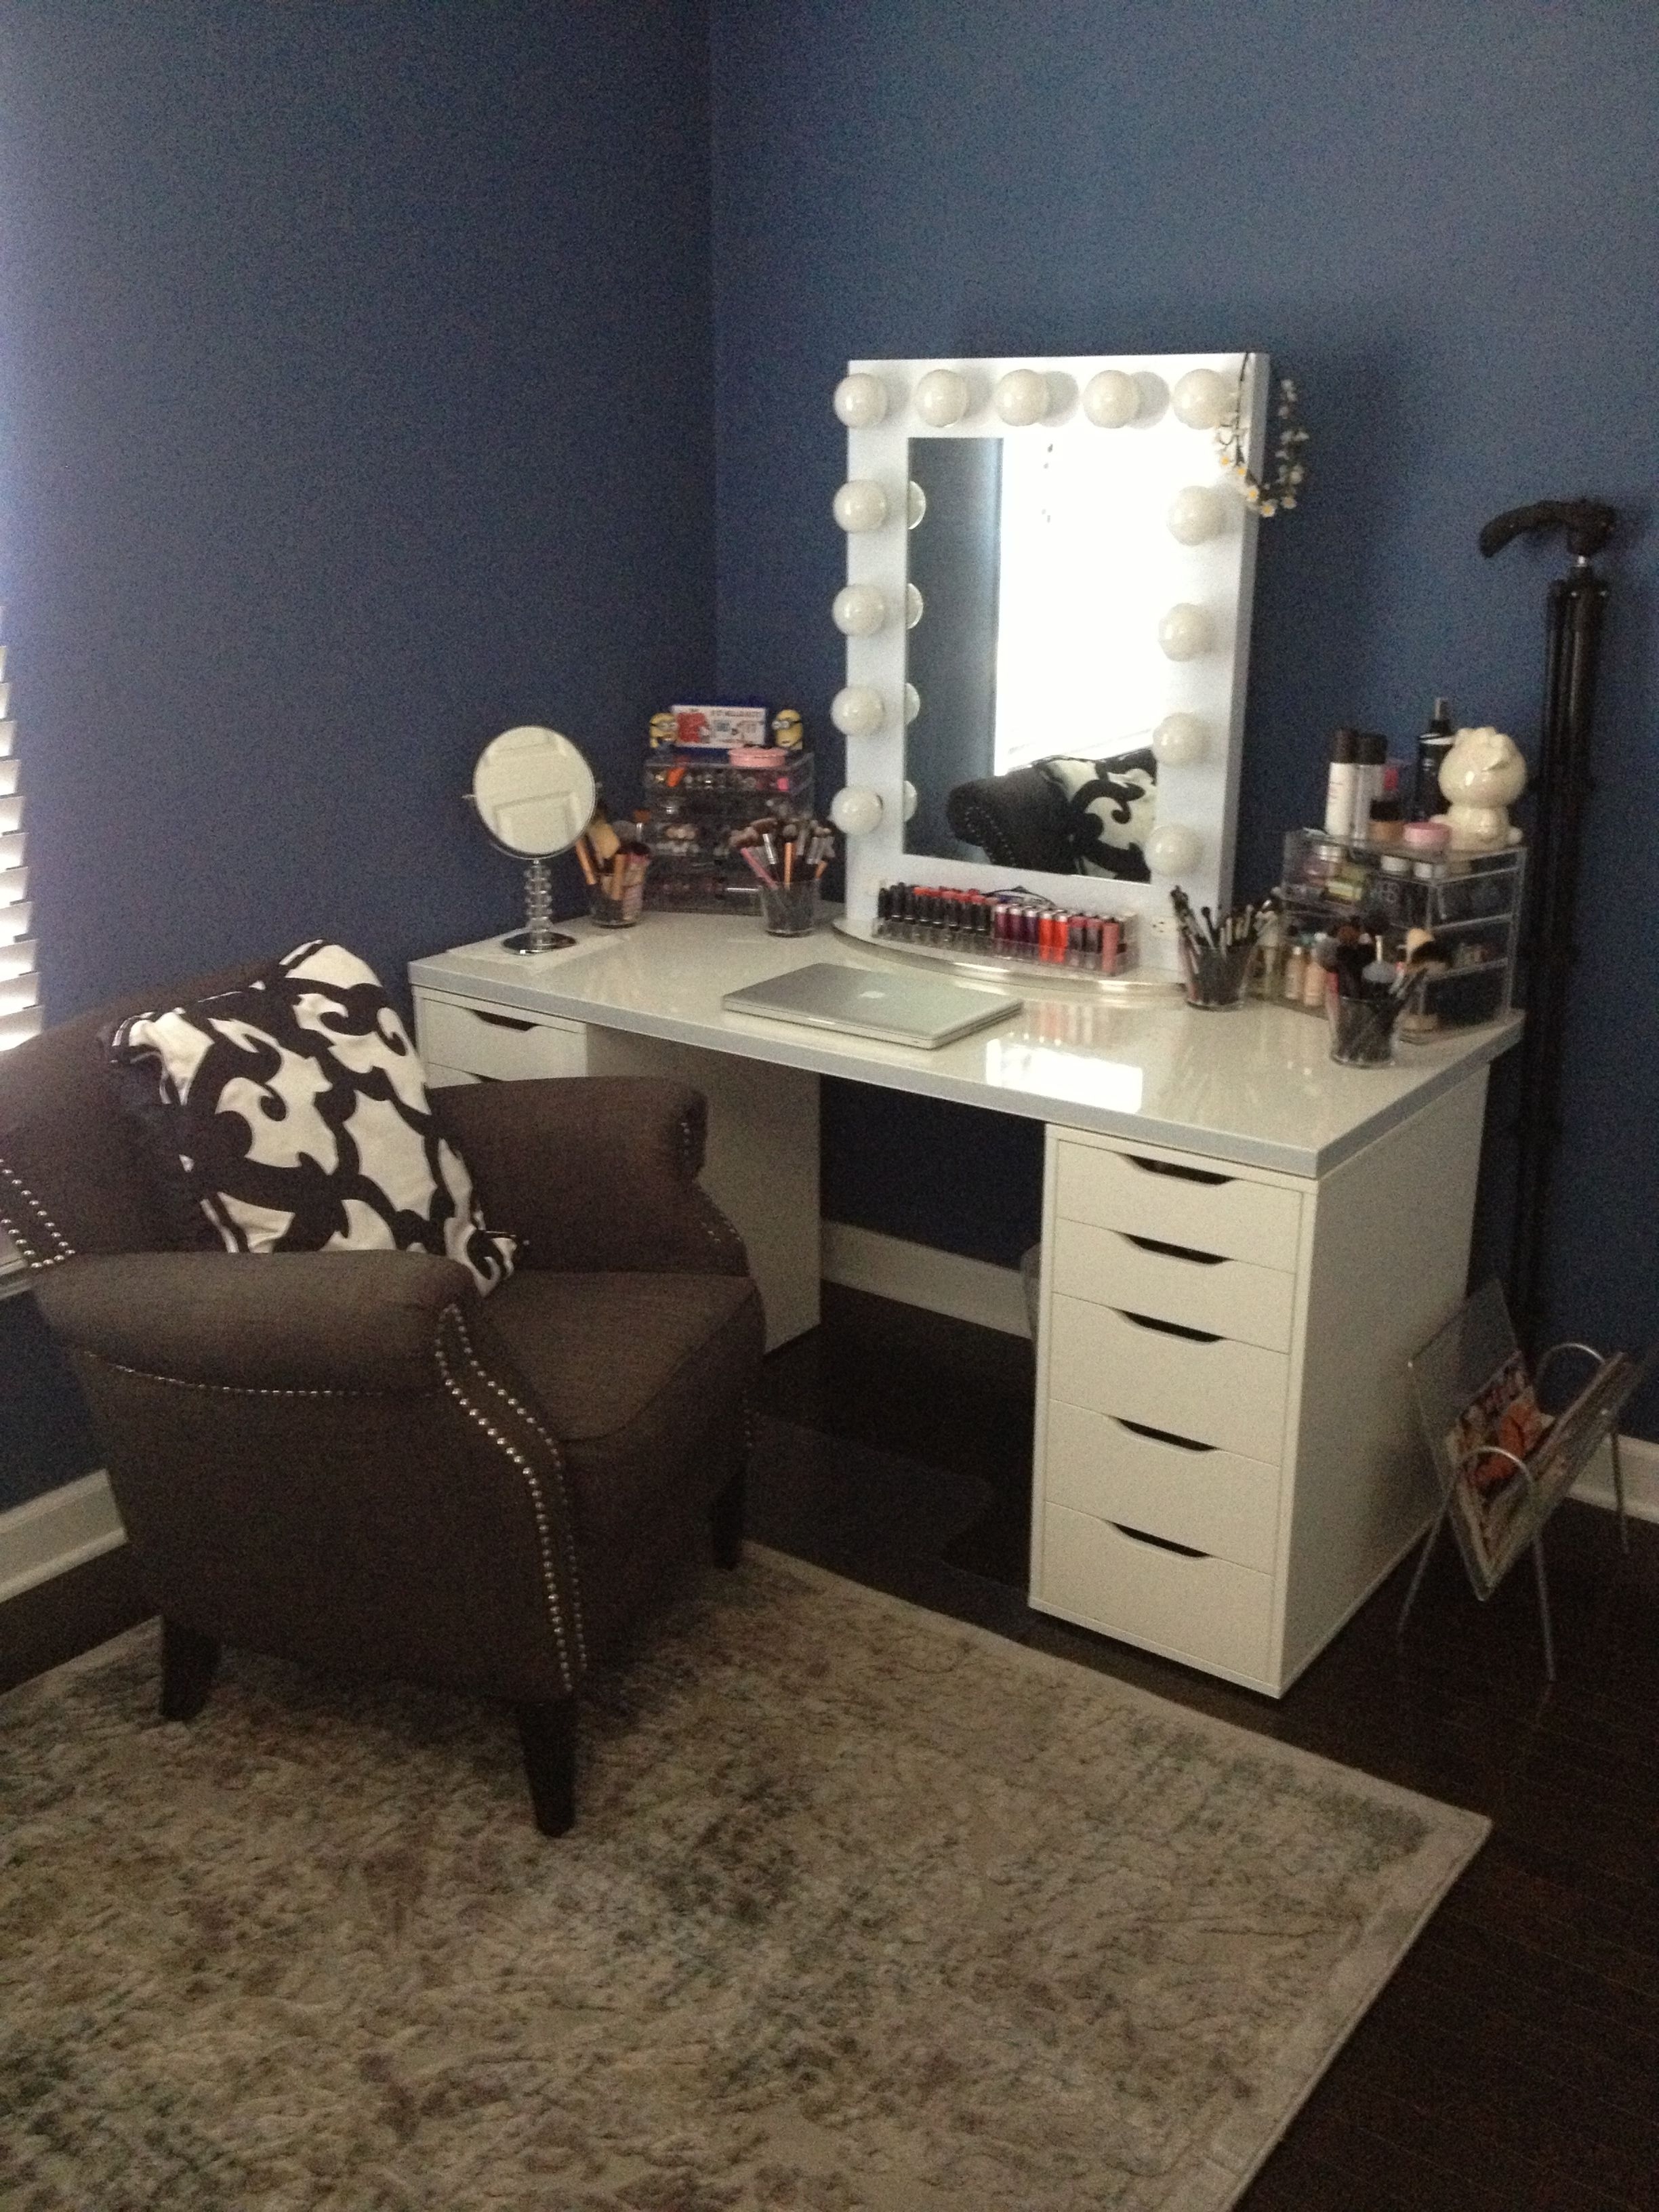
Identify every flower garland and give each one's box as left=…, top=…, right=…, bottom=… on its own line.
left=1216, top=356, right=1307, bottom=517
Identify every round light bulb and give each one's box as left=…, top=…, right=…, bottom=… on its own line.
left=914, top=368, right=969, bottom=427
left=1166, top=485, right=1225, bottom=545
left=907, top=480, right=927, bottom=529
left=994, top=367, right=1048, bottom=425
left=830, top=685, right=885, bottom=737
left=833, top=479, right=888, bottom=533
left=830, top=785, right=884, bottom=837
left=1171, top=367, right=1229, bottom=430
left=1145, top=821, right=1203, bottom=876
left=903, top=779, right=918, bottom=822
left=1158, top=602, right=1212, bottom=661
left=834, top=372, right=888, bottom=428
left=904, top=682, right=921, bottom=724
left=905, top=582, right=924, bottom=629
left=1151, top=712, right=1209, bottom=766
left=1082, top=369, right=1139, bottom=428
left=832, top=584, right=886, bottom=636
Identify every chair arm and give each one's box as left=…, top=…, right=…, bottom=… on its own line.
left=433, top=1076, right=750, bottom=1275
left=31, top=1249, right=478, bottom=1395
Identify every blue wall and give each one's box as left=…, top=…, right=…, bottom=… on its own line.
left=0, top=1, right=716, bottom=1508
left=710, top=0, right=1659, bottom=1414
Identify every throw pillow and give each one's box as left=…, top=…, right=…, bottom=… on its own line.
left=1034, top=747, right=1158, bottom=881
left=106, top=941, right=514, bottom=1293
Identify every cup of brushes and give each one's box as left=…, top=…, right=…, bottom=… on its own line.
left=1325, top=926, right=1441, bottom=1066
left=573, top=808, right=649, bottom=927
left=732, top=816, right=835, bottom=937
left=1170, top=888, right=1266, bottom=1009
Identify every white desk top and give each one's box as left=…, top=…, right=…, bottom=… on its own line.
left=411, top=914, right=1522, bottom=1182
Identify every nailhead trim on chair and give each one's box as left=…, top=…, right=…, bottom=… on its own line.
left=434, top=1303, right=583, bottom=1692
left=0, top=1154, right=77, bottom=1267
left=93, top=1355, right=361, bottom=1399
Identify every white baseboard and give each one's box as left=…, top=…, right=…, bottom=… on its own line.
left=821, top=1221, right=1031, bottom=1338
left=0, top=1470, right=125, bottom=1604
left=1572, top=1431, right=1659, bottom=1525
left=820, top=1221, right=1656, bottom=1527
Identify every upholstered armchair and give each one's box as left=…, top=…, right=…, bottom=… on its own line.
left=0, top=965, right=764, bottom=1835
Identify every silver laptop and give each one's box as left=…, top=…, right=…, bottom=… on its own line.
left=721, top=962, right=1019, bottom=1049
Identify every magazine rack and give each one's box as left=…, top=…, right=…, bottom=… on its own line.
left=1399, top=1279, right=1645, bottom=1680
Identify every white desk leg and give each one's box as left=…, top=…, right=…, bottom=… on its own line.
left=582, top=1031, right=820, bottom=1350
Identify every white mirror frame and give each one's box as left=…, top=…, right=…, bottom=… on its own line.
left=836, top=352, right=1268, bottom=968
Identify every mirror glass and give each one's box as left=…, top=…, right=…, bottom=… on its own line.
left=836, top=354, right=1268, bottom=960
left=472, top=725, right=597, bottom=857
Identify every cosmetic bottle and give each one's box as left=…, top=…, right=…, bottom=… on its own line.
left=1414, top=698, right=1454, bottom=819
left=1324, top=729, right=1360, bottom=840
left=1282, top=938, right=1307, bottom=1004
left=1352, top=733, right=1389, bottom=840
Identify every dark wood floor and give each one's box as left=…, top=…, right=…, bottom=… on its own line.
left=7, top=1283, right=1656, bottom=2208
left=754, top=1286, right=1659, bottom=2212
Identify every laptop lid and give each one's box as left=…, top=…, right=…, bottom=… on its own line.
left=720, top=962, right=1019, bottom=1049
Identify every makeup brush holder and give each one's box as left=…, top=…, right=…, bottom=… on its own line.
left=590, top=877, right=645, bottom=928
left=1179, top=940, right=1256, bottom=1010
left=1326, top=994, right=1401, bottom=1067
left=758, top=880, right=819, bottom=937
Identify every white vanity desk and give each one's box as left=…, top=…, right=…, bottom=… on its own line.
left=412, top=914, right=1521, bottom=1698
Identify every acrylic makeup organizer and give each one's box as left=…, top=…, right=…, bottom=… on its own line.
left=1399, top=1279, right=1647, bottom=1681
left=1279, top=830, right=1524, bottom=1028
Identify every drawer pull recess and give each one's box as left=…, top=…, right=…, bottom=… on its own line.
left=1123, top=1232, right=1225, bottom=1266
left=1114, top=1416, right=1215, bottom=1454
left=471, top=1010, right=537, bottom=1032
left=1127, top=1154, right=1231, bottom=1187
left=1118, top=1309, right=1222, bottom=1345
left=1111, top=1521, right=1209, bottom=1559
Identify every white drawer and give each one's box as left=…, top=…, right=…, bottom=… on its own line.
left=422, top=1062, right=479, bottom=1090
left=1054, top=1139, right=1302, bottom=1273
left=1050, top=1217, right=1296, bottom=1351
left=1048, top=1294, right=1288, bottom=1464
left=417, top=995, right=588, bottom=1082
left=1038, top=1503, right=1274, bottom=1683
left=1042, top=1396, right=1282, bottom=1574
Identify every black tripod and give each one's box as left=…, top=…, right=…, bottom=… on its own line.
left=1479, top=497, right=1617, bottom=1356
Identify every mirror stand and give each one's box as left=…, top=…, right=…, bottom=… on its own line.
left=503, top=856, right=575, bottom=956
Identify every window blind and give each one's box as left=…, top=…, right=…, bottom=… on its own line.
left=0, top=607, right=38, bottom=1282
left=0, top=612, right=34, bottom=1048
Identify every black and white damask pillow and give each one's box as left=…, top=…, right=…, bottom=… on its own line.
left=1034, top=747, right=1158, bottom=882
left=106, top=941, right=514, bottom=1292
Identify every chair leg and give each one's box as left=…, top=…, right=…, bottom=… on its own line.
left=711, top=1462, right=746, bottom=1570
left=159, top=1618, right=220, bottom=1722
left=514, top=1699, right=577, bottom=1837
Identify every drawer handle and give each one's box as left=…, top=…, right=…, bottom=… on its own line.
left=1111, top=1521, right=1209, bottom=1559
left=1114, top=1416, right=1215, bottom=1454
left=1123, top=1232, right=1224, bottom=1267
left=1118, top=1309, right=1222, bottom=1345
left=470, top=1010, right=537, bottom=1032
left=1126, top=1154, right=1231, bottom=1187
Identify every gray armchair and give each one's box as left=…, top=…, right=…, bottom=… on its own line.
left=0, top=966, right=764, bottom=1835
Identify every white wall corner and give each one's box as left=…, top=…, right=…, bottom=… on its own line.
left=1572, top=1431, right=1659, bottom=1525
left=0, top=1471, right=125, bottom=1605
left=821, top=1221, right=1031, bottom=1338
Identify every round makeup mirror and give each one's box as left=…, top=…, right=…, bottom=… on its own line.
left=470, top=725, right=598, bottom=954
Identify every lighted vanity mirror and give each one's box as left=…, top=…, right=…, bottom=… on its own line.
left=832, top=354, right=1269, bottom=968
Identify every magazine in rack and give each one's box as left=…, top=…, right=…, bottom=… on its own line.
left=1412, top=1280, right=1652, bottom=1601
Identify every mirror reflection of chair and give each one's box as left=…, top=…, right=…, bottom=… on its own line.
left=945, top=748, right=1158, bottom=880
left=0, top=962, right=764, bottom=1835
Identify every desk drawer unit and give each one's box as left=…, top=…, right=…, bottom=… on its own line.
left=416, top=994, right=588, bottom=1084
left=1035, top=1131, right=1305, bottom=1689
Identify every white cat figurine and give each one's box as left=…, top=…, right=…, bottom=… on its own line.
left=1438, top=725, right=1525, bottom=848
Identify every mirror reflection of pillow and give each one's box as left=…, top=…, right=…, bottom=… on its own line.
left=1034, top=747, right=1158, bottom=882
left=104, top=940, right=514, bottom=1293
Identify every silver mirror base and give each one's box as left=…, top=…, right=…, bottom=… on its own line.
left=500, top=929, right=578, bottom=956
left=832, top=916, right=1185, bottom=1002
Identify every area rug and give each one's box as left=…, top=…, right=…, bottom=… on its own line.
left=1, top=1547, right=1487, bottom=2212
